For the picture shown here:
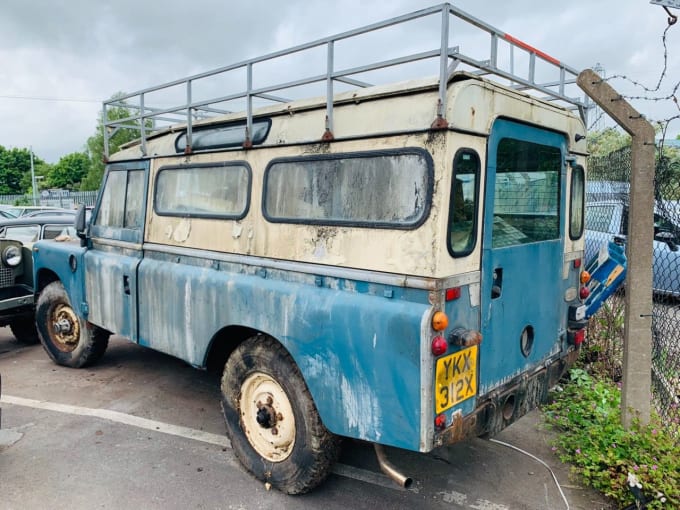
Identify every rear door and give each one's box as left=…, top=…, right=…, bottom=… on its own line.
left=480, top=119, right=566, bottom=393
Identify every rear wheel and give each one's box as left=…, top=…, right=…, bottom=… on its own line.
left=35, top=281, right=110, bottom=368
left=221, top=335, right=340, bottom=494
left=9, top=317, right=39, bottom=344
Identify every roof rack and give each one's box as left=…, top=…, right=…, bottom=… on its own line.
left=103, top=3, right=589, bottom=158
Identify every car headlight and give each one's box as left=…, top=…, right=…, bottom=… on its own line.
left=2, top=245, right=22, bottom=267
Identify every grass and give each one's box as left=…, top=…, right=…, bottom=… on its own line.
left=542, top=293, right=680, bottom=508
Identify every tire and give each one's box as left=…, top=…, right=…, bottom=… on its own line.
left=9, top=317, right=39, bottom=344
left=221, top=335, right=340, bottom=494
left=35, top=281, right=110, bottom=368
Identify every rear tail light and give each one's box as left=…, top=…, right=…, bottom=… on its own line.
left=579, top=286, right=590, bottom=299
left=573, top=259, right=582, bottom=269
left=569, top=328, right=586, bottom=346
left=431, top=336, right=447, bottom=356
left=434, top=414, right=446, bottom=430
left=445, top=287, right=461, bottom=301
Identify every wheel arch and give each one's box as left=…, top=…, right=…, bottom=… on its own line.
left=36, top=268, right=61, bottom=294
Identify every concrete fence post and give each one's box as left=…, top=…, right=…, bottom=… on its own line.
left=577, top=69, right=655, bottom=427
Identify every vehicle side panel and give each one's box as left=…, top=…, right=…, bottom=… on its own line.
left=137, top=249, right=429, bottom=450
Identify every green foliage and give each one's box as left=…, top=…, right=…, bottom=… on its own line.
left=545, top=369, right=680, bottom=508
left=587, top=128, right=631, bottom=158
left=0, top=145, right=45, bottom=195
left=46, top=152, right=91, bottom=190
left=81, top=92, right=144, bottom=191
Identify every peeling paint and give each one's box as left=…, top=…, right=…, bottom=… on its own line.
left=173, top=219, right=191, bottom=243
left=340, top=375, right=382, bottom=441
left=232, top=223, right=243, bottom=239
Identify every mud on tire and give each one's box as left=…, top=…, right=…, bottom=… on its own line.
left=36, top=281, right=110, bottom=368
left=221, top=335, right=341, bottom=494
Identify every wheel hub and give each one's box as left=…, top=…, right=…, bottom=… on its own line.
left=49, top=304, right=80, bottom=352
left=239, top=372, right=296, bottom=462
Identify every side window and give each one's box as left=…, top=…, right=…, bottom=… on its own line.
left=569, top=165, right=585, bottom=239
left=92, top=167, right=146, bottom=241
left=95, top=170, right=127, bottom=228
left=447, top=149, right=480, bottom=257
left=263, top=149, right=433, bottom=228
left=1, top=226, right=40, bottom=243
left=155, top=163, right=251, bottom=219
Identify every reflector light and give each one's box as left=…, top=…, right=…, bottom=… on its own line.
left=574, top=328, right=585, bottom=346
left=431, top=336, right=447, bottom=356
left=580, top=270, right=591, bottom=284
left=445, top=287, right=461, bottom=301
left=573, top=259, right=582, bottom=269
left=579, top=286, right=590, bottom=299
left=434, top=414, right=446, bottom=430
left=432, top=311, right=449, bottom=331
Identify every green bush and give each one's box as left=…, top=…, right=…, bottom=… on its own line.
left=544, top=368, right=680, bottom=508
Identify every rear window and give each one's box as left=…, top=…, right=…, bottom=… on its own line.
left=263, top=149, right=433, bottom=228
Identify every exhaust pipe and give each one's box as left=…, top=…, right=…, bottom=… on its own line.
left=374, top=444, right=413, bottom=488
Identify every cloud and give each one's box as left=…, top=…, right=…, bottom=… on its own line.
left=1, top=0, right=679, bottom=163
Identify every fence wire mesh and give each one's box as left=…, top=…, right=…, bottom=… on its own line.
left=586, top=146, right=680, bottom=429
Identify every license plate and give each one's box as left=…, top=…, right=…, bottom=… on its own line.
left=435, top=345, right=478, bottom=413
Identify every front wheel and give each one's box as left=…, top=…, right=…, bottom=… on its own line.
left=35, top=281, right=110, bottom=368
left=221, top=335, right=340, bottom=494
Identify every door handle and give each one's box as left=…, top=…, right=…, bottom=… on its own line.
left=491, top=268, right=503, bottom=299
left=123, top=275, right=131, bottom=295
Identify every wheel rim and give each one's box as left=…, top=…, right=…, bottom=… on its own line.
left=49, top=303, right=80, bottom=352
left=239, top=372, right=296, bottom=462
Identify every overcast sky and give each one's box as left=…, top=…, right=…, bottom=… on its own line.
left=1, top=0, right=679, bottom=164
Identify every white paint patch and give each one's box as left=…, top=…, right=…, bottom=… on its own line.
left=0, top=395, right=230, bottom=447
left=372, top=333, right=377, bottom=349
left=468, top=282, right=480, bottom=308
left=469, top=500, right=509, bottom=510
left=173, top=219, right=191, bottom=242
left=340, top=376, right=381, bottom=441
left=232, top=223, right=243, bottom=239
left=440, top=490, right=468, bottom=505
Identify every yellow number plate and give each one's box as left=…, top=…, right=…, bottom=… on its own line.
left=435, top=345, right=478, bottom=413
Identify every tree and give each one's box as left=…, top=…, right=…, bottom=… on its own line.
left=81, top=92, right=145, bottom=191
left=46, top=152, right=91, bottom=190
left=587, top=127, right=631, bottom=158
left=0, top=146, right=46, bottom=195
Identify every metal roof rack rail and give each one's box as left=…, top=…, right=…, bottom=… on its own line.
left=103, top=3, right=589, bottom=158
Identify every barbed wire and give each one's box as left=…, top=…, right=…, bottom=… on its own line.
left=593, top=12, right=679, bottom=137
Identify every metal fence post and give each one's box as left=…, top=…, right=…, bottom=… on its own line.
left=577, top=69, right=655, bottom=427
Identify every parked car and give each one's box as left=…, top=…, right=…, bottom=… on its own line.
left=23, top=209, right=76, bottom=218
left=0, top=215, right=77, bottom=343
left=0, top=237, right=36, bottom=343
left=585, top=199, right=680, bottom=296
left=0, top=206, right=69, bottom=218
left=0, top=215, right=77, bottom=245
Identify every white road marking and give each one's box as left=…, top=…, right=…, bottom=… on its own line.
left=1, top=394, right=511, bottom=509
left=0, top=394, right=230, bottom=447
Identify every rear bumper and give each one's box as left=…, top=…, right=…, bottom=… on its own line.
left=434, top=349, right=578, bottom=448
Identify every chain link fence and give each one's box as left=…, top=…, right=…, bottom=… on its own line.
left=586, top=145, right=680, bottom=429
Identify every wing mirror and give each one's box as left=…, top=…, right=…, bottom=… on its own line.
left=655, top=231, right=679, bottom=251
left=74, top=204, right=88, bottom=247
